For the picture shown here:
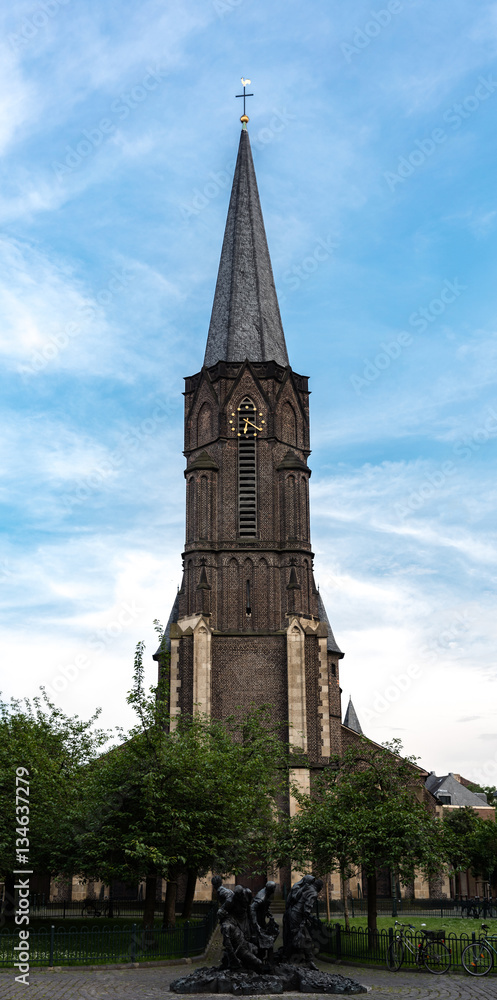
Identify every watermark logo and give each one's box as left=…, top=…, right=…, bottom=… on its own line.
left=51, top=64, right=168, bottom=180
left=385, top=76, right=497, bottom=191
left=341, top=1, right=405, bottom=62
left=350, top=278, right=466, bottom=395
left=395, top=407, right=497, bottom=519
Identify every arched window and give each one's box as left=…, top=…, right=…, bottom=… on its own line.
left=199, top=475, right=208, bottom=538
left=301, top=474, right=309, bottom=541
left=258, top=558, right=270, bottom=629
left=186, top=559, right=194, bottom=614
left=237, top=398, right=257, bottom=536
left=244, top=558, right=254, bottom=620
left=303, top=559, right=311, bottom=613
left=227, top=558, right=240, bottom=629
left=197, top=401, right=213, bottom=446
left=282, top=400, right=297, bottom=446
left=186, top=477, right=194, bottom=542
left=286, top=474, right=297, bottom=539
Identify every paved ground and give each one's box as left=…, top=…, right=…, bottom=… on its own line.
left=1, top=957, right=497, bottom=1000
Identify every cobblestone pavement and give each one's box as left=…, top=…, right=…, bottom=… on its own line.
left=1, top=959, right=497, bottom=1000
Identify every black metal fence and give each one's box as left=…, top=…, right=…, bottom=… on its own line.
left=0, top=908, right=217, bottom=968
left=319, top=923, right=497, bottom=973
left=317, top=897, right=497, bottom=920
left=27, top=896, right=214, bottom=921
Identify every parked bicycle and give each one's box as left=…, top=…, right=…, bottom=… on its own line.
left=462, top=923, right=497, bottom=976
left=386, top=921, right=451, bottom=974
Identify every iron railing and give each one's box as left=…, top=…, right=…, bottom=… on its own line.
left=317, top=897, right=497, bottom=920
left=319, top=923, right=497, bottom=973
left=0, top=907, right=217, bottom=967
left=27, top=896, right=214, bottom=920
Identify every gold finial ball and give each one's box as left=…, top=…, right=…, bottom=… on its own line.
left=240, top=114, right=249, bottom=124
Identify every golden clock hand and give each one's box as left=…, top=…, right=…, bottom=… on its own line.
left=243, top=418, right=263, bottom=431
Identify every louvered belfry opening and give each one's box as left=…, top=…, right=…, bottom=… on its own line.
left=238, top=398, right=257, bottom=536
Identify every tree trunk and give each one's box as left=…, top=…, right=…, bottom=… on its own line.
left=341, top=871, right=350, bottom=932
left=366, top=873, right=377, bottom=943
left=143, top=874, right=157, bottom=929
left=181, top=869, right=197, bottom=920
left=1, top=874, right=15, bottom=921
left=163, top=869, right=178, bottom=928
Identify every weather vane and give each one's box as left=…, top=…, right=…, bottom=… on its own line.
left=236, top=78, right=253, bottom=125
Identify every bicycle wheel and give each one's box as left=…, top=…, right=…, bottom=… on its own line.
left=386, top=941, right=404, bottom=971
left=462, top=942, right=493, bottom=977
left=423, top=941, right=451, bottom=974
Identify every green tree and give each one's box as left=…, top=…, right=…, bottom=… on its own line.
left=288, top=738, right=445, bottom=938
left=471, top=818, right=497, bottom=892
left=0, top=692, right=108, bottom=920
left=69, top=629, right=289, bottom=927
left=442, top=806, right=480, bottom=897
left=283, top=781, right=357, bottom=929
left=443, top=807, right=497, bottom=895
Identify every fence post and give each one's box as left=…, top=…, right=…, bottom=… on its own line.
left=335, top=922, right=341, bottom=959
left=131, top=923, right=137, bottom=963
left=183, top=920, right=190, bottom=956
left=49, top=925, right=55, bottom=967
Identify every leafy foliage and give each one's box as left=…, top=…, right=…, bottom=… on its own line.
left=443, top=806, right=497, bottom=890
left=66, top=628, right=289, bottom=922
left=0, top=691, right=109, bottom=909
left=286, top=738, right=445, bottom=935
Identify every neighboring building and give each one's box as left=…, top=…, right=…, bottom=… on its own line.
left=425, top=771, right=496, bottom=899
left=426, top=771, right=495, bottom=818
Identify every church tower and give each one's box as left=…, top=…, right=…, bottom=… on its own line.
left=156, top=121, right=343, bottom=783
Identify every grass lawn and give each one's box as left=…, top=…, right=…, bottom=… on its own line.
left=25, top=916, right=202, bottom=932
left=329, top=914, right=497, bottom=935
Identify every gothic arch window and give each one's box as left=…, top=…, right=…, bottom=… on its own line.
left=197, top=401, right=213, bottom=446
left=244, top=558, right=254, bottom=620
left=186, top=477, right=194, bottom=543
left=199, top=475, right=209, bottom=539
left=186, top=559, right=194, bottom=614
left=301, top=474, right=310, bottom=541
left=227, top=557, right=241, bottom=629
left=237, top=397, right=257, bottom=537
left=286, top=474, right=298, bottom=539
left=282, top=400, right=297, bottom=447
left=257, top=558, right=270, bottom=629
left=303, top=559, right=311, bottom=614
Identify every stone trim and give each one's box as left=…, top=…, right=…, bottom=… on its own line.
left=169, top=636, right=181, bottom=731
left=286, top=618, right=307, bottom=752
left=193, top=618, right=212, bottom=717
left=317, top=636, right=331, bottom=757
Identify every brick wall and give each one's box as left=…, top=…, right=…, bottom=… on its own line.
left=210, top=634, right=287, bottom=724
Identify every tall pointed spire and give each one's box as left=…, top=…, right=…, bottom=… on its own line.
left=203, top=128, right=289, bottom=368
left=343, top=697, right=363, bottom=735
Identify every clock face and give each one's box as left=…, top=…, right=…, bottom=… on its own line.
left=228, top=403, right=265, bottom=438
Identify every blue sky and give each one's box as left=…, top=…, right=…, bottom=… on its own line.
left=1, top=0, right=497, bottom=782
